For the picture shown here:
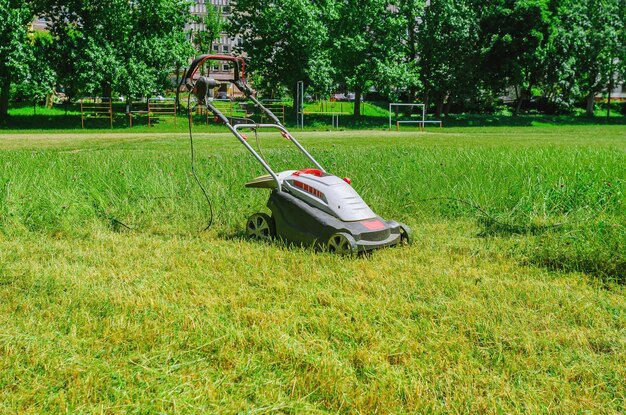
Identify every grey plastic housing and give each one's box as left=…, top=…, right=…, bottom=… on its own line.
left=283, top=172, right=376, bottom=222
left=267, top=190, right=403, bottom=252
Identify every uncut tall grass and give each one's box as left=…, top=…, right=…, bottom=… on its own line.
left=1, top=128, right=624, bottom=279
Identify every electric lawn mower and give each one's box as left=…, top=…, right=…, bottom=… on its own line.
left=184, top=54, right=412, bottom=254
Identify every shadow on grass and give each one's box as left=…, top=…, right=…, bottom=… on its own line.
left=474, top=216, right=626, bottom=285
left=443, top=114, right=626, bottom=128
left=283, top=112, right=626, bottom=130
left=217, top=228, right=385, bottom=258
left=4, top=100, right=626, bottom=131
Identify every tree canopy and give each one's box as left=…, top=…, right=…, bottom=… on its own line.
left=1, top=0, right=625, bottom=119
left=0, top=0, right=35, bottom=120
left=230, top=0, right=333, bottom=99
left=37, top=0, right=195, bottom=99
left=229, top=0, right=625, bottom=117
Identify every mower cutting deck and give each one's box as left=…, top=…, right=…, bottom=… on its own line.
left=183, top=54, right=411, bottom=254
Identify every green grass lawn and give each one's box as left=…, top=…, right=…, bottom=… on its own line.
left=3, top=101, right=625, bottom=134
left=0, top=126, right=625, bottom=413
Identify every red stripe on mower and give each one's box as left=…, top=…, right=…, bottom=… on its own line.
left=361, top=220, right=385, bottom=230
left=293, top=180, right=324, bottom=200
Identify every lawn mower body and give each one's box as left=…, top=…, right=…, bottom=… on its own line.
left=246, top=168, right=407, bottom=252
left=268, top=189, right=405, bottom=252
left=183, top=54, right=411, bottom=253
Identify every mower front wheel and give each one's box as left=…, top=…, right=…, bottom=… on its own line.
left=399, top=223, right=413, bottom=245
left=246, top=213, right=275, bottom=241
left=327, top=232, right=357, bottom=255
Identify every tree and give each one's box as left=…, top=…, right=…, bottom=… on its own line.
left=328, top=0, right=406, bottom=116
left=38, top=0, right=195, bottom=100
left=416, top=0, right=480, bottom=117
left=191, top=5, right=222, bottom=55
left=13, top=31, right=57, bottom=114
left=476, top=0, right=552, bottom=115
left=551, top=0, right=624, bottom=116
left=186, top=3, right=223, bottom=104
left=229, top=0, right=334, bottom=102
left=0, top=0, right=33, bottom=121
left=394, top=0, right=425, bottom=104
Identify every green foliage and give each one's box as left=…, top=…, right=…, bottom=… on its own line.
left=417, top=0, right=480, bottom=115
left=229, top=0, right=334, bottom=98
left=4, top=0, right=626, bottom=118
left=476, top=0, right=552, bottom=114
left=543, top=0, right=625, bottom=115
left=39, top=0, right=195, bottom=98
left=0, top=0, right=34, bottom=120
left=42, top=21, right=82, bottom=101
left=392, top=0, right=425, bottom=101
left=227, top=0, right=624, bottom=117
left=191, top=4, right=222, bottom=56
left=329, top=0, right=406, bottom=115
left=13, top=31, right=57, bottom=110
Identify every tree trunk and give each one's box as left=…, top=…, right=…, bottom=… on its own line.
left=434, top=93, right=445, bottom=119
left=174, top=63, right=182, bottom=112
left=513, top=85, right=522, bottom=116
left=0, top=77, right=10, bottom=122
left=514, top=96, right=523, bottom=116
left=102, top=83, right=112, bottom=99
left=586, top=92, right=595, bottom=117
left=422, top=90, right=430, bottom=116
left=408, top=86, right=417, bottom=103
left=126, top=94, right=132, bottom=115
left=353, top=87, right=362, bottom=117
left=606, top=84, right=612, bottom=119
left=444, top=97, right=453, bottom=117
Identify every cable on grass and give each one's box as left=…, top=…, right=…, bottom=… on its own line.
left=411, top=197, right=603, bottom=235
left=188, top=92, right=214, bottom=232
left=110, top=217, right=133, bottom=231
left=91, top=200, right=134, bottom=231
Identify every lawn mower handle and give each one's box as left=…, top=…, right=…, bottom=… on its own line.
left=183, top=54, right=245, bottom=89
left=185, top=54, right=326, bottom=191
left=183, top=54, right=282, bottom=126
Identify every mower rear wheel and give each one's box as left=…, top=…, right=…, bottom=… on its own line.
left=327, top=232, right=357, bottom=255
left=246, top=213, right=275, bottom=241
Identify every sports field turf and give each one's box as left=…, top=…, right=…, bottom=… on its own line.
left=0, top=126, right=624, bottom=413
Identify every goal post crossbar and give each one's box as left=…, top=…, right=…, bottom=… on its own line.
left=389, top=103, right=425, bottom=131
left=389, top=103, right=443, bottom=131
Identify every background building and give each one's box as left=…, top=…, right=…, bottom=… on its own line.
left=188, top=0, right=241, bottom=94
left=30, top=18, right=48, bottom=32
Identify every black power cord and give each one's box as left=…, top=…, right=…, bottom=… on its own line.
left=188, top=92, right=214, bottom=231
left=254, top=127, right=268, bottom=163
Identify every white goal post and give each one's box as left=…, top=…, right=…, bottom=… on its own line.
left=389, top=103, right=442, bottom=131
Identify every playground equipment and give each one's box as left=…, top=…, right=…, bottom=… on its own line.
left=260, top=99, right=286, bottom=125
left=127, top=97, right=177, bottom=127
left=184, top=55, right=412, bottom=254
left=295, top=82, right=351, bottom=129
left=80, top=97, right=113, bottom=129
left=189, top=98, right=252, bottom=125
left=389, top=103, right=442, bottom=131
left=147, top=97, right=177, bottom=127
